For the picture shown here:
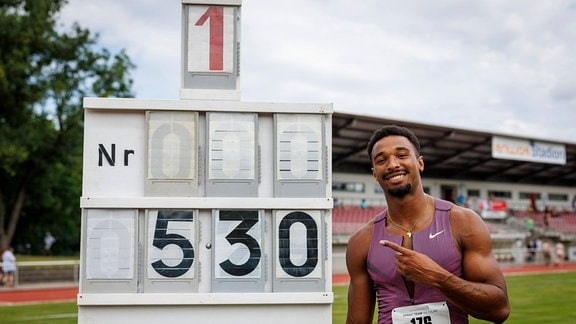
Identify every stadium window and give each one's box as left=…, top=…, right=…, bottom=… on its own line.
left=467, top=189, right=480, bottom=197
left=332, top=181, right=365, bottom=193
left=519, top=192, right=541, bottom=200
left=423, top=187, right=430, bottom=194
left=332, top=182, right=346, bottom=191
left=374, top=184, right=383, bottom=194
left=488, top=190, right=512, bottom=199
left=548, top=193, right=568, bottom=201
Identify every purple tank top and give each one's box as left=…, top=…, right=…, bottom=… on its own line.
left=367, top=198, right=469, bottom=324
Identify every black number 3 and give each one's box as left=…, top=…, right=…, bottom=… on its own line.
left=219, top=210, right=261, bottom=276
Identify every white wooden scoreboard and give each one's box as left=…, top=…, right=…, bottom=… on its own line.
left=77, top=1, right=334, bottom=323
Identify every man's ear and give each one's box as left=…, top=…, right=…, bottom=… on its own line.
left=418, top=156, right=424, bottom=172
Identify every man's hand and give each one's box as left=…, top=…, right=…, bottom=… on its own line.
left=380, top=240, right=448, bottom=284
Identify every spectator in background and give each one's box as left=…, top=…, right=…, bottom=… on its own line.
left=526, top=238, right=537, bottom=262
left=542, top=240, right=552, bottom=266
left=359, top=199, right=368, bottom=209
left=526, top=218, right=534, bottom=235
left=457, top=194, right=465, bottom=206
left=44, top=232, right=56, bottom=255
left=543, top=207, right=552, bottom=230
left=1, top=247, right=16, bottom=287
left=555, top=241, right=565, bottom=267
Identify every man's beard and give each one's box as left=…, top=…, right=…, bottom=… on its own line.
left=387, top=183, right=412, bottom=198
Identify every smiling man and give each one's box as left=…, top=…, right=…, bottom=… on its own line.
left=345, top=125, right=510, bottom=324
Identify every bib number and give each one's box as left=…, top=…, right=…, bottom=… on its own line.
left=392, top=302, right=451, bottom=324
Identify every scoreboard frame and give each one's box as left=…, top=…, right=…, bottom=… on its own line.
left=78, top=98, right=334, bottom=323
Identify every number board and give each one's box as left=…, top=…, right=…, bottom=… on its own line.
left=213, top=210, right=262, bottom=282
left=145, top=111, right=199, bottom=197
left=80, top=98, right=332, bottom=296
left=205, top=112, right=258, bottom=197
left=79, top=97, right=332, bottom=324
left=82, top=103, right=328, bottom=199
left=82, top=208, right=327, bottom=293
left=147, top=210, right=196, bottom=280
left=274, top=210, right=324, bottom=291
left=275, top=114, right=326, bottom=197
left=181, top=1, right=241, bottom=99
left=85, top=210, right=136, bottom=280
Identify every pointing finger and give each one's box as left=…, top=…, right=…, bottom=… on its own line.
left=379, top=240, right=410, bottom=254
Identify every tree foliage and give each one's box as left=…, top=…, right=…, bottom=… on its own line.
left=0, top=0, right=135, bottom=252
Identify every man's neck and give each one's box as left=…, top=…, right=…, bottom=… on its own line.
left=385, top=192, right=431, bottom=223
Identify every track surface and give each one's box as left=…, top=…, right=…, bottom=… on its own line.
left=1, top=263, right=575, bottom=305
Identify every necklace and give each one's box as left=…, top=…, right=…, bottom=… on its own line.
left=387, top=212, right=427, bottom=238
left=386, top=197, right=431, bottom=239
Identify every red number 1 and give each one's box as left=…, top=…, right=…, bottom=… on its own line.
left=195, top=6, right=224, bottom=71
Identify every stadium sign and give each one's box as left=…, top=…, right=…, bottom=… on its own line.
left=492, top=136, right=566, bottom=165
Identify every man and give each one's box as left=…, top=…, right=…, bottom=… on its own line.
left=1, top=247, right=16, bottom=287
left=345, top=125, right=509, bottom=324
left=44, top=232, right=56, bottom=255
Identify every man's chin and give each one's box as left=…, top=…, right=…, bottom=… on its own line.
left=387, top=184, right=412, bottom=198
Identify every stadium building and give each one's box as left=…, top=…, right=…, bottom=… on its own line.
left=330, top=112, right=576, bottom=270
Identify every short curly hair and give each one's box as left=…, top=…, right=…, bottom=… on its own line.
left=366, top=125, right=421, bottom=161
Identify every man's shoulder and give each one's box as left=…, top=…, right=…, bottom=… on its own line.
left=448, top=205, right=491, bottom=243
left=447, top=203, right=479, bottom=218
left=348, top=221, right=375, bottom=246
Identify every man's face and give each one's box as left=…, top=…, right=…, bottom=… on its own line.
left=370, top=135, right=424, bottom=198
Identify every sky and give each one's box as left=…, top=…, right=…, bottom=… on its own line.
left=59, top=0, right=576, bottom=143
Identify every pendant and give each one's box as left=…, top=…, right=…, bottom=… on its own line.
left=407, top=232, right=412, bottom=238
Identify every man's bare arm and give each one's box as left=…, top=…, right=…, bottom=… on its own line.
left=346, top=226, right=376, bottom=324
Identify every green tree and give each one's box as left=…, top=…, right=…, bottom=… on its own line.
left=0, top=0, right=135, bottom=251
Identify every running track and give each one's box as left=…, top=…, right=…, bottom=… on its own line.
left=1, top=263, right=575, bottom=305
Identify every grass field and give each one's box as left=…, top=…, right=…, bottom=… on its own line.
left=0, top=302, right=77, bottom=323
left=15, top=255, right=79, bottom=262
left=333, top=271, right=576, bottom=323
left=1, top=271, right=575, bottom=323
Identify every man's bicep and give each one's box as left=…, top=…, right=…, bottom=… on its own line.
left=461, top=227, right=506, bottom=286
left=462, top=246, right=505, bottom=286
left=458, top=210, right=506, bottom=284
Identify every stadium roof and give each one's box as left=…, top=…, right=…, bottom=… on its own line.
left=332, top=112, right=576, bottom=187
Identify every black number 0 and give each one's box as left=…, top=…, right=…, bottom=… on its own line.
left=151, top=210, right=195, bottom=278
left=278, top=211, right=318, bottom=277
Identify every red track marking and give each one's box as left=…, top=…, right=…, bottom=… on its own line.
left=0, top=287, right=78, bottom=305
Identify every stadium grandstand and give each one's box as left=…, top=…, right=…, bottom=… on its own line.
left=331, top=112, right=576, bottom=266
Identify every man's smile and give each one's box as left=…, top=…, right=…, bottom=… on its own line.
left=384, top=171, right=408, bottom=183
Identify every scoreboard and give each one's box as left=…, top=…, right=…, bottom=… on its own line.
left=77, top=98, right=333, bottom=323
left=78, top=1, right=334, bottom=322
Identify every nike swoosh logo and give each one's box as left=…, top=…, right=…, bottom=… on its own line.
left=429, top=230, right=445, bottom=239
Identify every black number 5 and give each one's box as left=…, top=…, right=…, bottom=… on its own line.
left=151, top=210, right=194, bottom=278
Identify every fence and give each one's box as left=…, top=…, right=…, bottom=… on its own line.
left=0, top=260, right=80, bottom=288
